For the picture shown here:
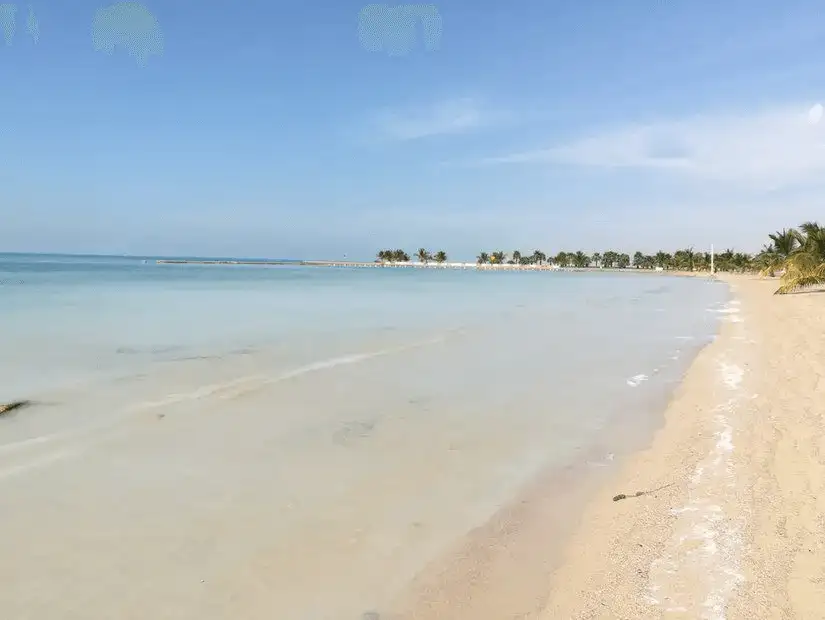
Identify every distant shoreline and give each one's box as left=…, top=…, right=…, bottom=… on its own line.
left=155, top=258, right=714, bottom=276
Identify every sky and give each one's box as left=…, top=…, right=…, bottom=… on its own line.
left=2, top=0, right=825, bottom=260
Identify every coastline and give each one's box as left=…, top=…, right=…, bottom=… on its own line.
left=390, top=274, right=824, bottom=619
left=380, top=273, right=725, bottom=619
left=539, top=274, right=825, bottom=618
left=154, top=258, right=706, bottom=275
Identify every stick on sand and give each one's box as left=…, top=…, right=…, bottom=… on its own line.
left=613, top=483, right=674, bottom=502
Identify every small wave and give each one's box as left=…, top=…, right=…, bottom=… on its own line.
left=129, top=335, right=448, bottom=411
left=708, top=305, right=739, bottom=315
left=626, top=374, right=649, bottom=387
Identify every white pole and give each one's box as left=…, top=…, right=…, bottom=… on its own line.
left=710, top=244, right=715, bottom=274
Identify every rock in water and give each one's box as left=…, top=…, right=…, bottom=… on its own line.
left=0, top=401, right=31, bottom=416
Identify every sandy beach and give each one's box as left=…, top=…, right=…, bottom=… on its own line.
left=537, top=274, right=825, bottom=619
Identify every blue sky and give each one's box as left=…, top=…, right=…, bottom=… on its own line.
left=2, top=0, right=825, bottom=260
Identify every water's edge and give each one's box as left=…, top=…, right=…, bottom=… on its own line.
left=383, top=278, right=731, bottom=619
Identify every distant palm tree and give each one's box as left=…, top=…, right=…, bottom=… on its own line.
left=673, top=247, right=696, bottom=271
left=572, top=251, right=589, bottom=268
left=592, top=252, right=602, bottom=268
left=531, top=249, right=546, bottom=265
left=434, top=250, right=447, bottom=263
left=554, top=251, right=569, bottom=267
left=416, top=248, right=432, bottom=263
left=491, top=251, right=507, bottom=264
left=477, top=251, right=490, bottom=265
left=391, top=249, right=410, bottom=262
left=512, top=250, right=522, bottom=264
left=601, top=251, right=618, bottom=268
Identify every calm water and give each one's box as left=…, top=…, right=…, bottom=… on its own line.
left=0, top=253, right=729, bottom=619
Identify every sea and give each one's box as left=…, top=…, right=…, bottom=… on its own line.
left=0, top=253, right=729, bottom=619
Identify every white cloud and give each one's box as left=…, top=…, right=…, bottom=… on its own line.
left=484, top=102, right=825, bottom=189
left=370, top=97, right=494, bottom=140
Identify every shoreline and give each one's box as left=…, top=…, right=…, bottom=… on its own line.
left=155, top=258, right=708, bottom=274
left=379, top=279, right=727, bottom=619
left=389, top=274, right=824, bottom=619
left=540, top=274, right=825, bottom=618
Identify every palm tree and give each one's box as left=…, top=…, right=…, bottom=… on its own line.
left=512, top=250, right=522, bottom=264
left=531, top=250, right=546, bottom=265
left=416, top=248, right=432, bottom=263
left=477, top=251, right=490, bottom=265
left=775, top=221, right=825, bottom=294
left=553, top=251, right=568, bottom=267
left=757, top=228, right=800, bottom=277
left=617, top=253, right=631, bottom=269
left=491, top=251, right=507, bottom=264
left=434, top=250, right=447, bottom=263
left=601, top=251, right=618, bottom=268
left=391, top=249, right=410, bottom=262
left=572, top=251, right=589, bottom=268
left=771, top=228, right=801, bottom=257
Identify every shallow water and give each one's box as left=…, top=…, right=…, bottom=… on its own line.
left=0, top=254, right=728, bottom=619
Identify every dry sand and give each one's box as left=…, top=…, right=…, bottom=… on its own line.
left=537, top=275, right=825, bottom=619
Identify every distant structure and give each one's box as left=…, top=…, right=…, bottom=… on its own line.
left=358, top=3, right=442, bottom=56
left=92, top=1, right=163, bottom=65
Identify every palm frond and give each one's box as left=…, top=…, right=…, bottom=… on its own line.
left=774, top=255, right=825, bottom=294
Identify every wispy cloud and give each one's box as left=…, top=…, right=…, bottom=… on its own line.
left=370, top=97, right=496, bottom=141
left=481, top=102, right=825, bottom=189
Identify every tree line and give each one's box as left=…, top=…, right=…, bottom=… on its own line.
left=374, top=221, right=825, bottom=294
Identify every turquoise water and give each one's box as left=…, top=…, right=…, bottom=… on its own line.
left=0, top=253, right=729, bottom=619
